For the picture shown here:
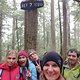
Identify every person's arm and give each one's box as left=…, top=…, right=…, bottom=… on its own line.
left=29, top=61, right=37, bottom=80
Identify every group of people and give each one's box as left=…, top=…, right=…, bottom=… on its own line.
left=0, top=48, right=80, bottom=80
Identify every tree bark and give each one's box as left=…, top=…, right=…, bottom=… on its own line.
left=51, top=0, right=56, bottom=50
left=24, top=9, right=38, bottom=50
left=58, top=0, right=63, bottom=55
left=0, top=11, right=2, bottom=61
left=62, top=0, right=68, bottom=60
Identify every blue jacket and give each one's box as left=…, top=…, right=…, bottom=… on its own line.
left=20, top=60, right=37, bottom=80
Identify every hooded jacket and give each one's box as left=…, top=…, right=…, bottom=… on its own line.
left=20, top=60, right=37, bottom=80
left=0, top=62, right=24, bottom=80
left=63, top=63, right=80, bottom=80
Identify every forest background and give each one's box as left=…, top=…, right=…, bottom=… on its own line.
left=0, top=0, right=80, bottom=61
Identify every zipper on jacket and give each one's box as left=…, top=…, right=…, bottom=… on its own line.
left=9, top=67, right=11, bottom=80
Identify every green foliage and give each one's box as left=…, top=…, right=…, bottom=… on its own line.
left=0, top=0, right=11, bottom=18
left=71, top=2, right=80, bottom=22
left=1, top=0, right=80, bottom=60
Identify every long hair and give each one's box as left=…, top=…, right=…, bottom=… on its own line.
left=18, top=57, right=29, bottom=69
left=39, top=72, right=46, bottom=80
left=39, top=71, right=66, bottom=80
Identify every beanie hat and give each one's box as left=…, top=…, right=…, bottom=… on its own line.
left=42, top=51, right=63, bottom=72
left=18, top=50, right=28, bottom=57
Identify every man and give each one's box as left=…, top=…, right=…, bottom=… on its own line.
left=63, top=48, right=80, bottom=80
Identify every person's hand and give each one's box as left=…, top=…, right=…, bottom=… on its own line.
left=26, top=68, right=31, bottom=78
left=36, top=61, right=41, bottom=73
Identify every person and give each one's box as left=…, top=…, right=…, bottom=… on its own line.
left=18, top=50, right=37, bottom=80
left=39, top=51, right=65, bottom=80
left=28, top=49, right=42, bottom=80
left=63, top=48, right=80, bottom=80
left=0, top=50, right=24, bottom=80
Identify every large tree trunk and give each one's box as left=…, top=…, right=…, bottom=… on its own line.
left=24, top=9, right=38, bottom=50
left=43, top=12, right=46, bottom=49
left=51, top=0, right=56, bottom=50
left=62, top=0, right=68, bottom=60
left=16, top=19, right=20, bottom=51
left=12, top=0, right=16, bottom=49
left=73, top=21, right=77, bottom=48
left=12, top=17, right=16, bottom=49
left=0, top=11, right=2, bottom=61
left=67, top=4, right=71, bottom=49
left=58, top=0, right=62, bottom=55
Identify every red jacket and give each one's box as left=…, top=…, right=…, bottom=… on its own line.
left=0, top=62, right=24, bottom=80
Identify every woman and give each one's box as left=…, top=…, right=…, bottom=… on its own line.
left=39, top=51, right=65, bottom=80
left=18, top=50, right=37, bottom=80
left=0, top=50, right=24, bottom=80
left=28, top=49, right=42, bottom=80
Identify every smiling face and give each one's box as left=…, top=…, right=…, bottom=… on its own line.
left=68, top=51, right=78, bottom=66
left=6, top=50, right=17, bottom=66
left=43, top=61, right=60, bottom=80
left=29, top=53, right=39, bottom=61
left=18, top=55, right=28, bottom=66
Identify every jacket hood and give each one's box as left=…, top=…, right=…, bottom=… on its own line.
left=63, top=62, right=80, bottom=70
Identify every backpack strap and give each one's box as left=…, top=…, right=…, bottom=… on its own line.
left=76, top=69, right=80, bottom=78
left=0, top=69, right=2, bottom=80
left=62, top=66, right=65, bottom=75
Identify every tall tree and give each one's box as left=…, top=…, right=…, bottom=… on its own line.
left=67, top=2, right=71, bottom=49
left=12, top=0, right=17, bottom=49
left=0, top=0, right=11, bottom=61
left=58, top=0, right=63, bottom=55
left=43, top=12, right=46, bottom=49
left=62, top=0, right=68, bottom=60
left=24, top=0, right=38, bottom=50
left=51, top=0, right=56, bottom=50
left=0, top=9, right=2, bottom=60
